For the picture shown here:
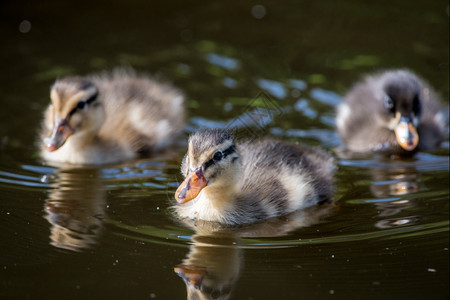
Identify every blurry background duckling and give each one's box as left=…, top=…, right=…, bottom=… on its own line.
left=40, top=68, right=185, bottom=165
left=336, top=69, right=445, bottom=156
left=174, top=128, right=335, bottom=225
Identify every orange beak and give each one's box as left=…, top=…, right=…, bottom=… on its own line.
left=44, top=119, right=74, bottom=152
left=175, top=168, right=208, bottom=204
left=394, top=117, right=419, bottom=151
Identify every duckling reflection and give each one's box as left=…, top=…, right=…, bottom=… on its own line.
left=44, top=167, right=105, bottom=251
left=175, top=234, right=241, bottom=300
left=375, top=216, right=421, bottom=229
left=369, top=163, right=420, bottom=229
left=175, top=205, right=334, bottom=300
left=370, top=165, right=419, bottom=199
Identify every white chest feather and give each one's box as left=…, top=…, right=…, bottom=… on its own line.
left=41, top=137, right=135, bottom=165
left=175, top=189, right=235, bottom=223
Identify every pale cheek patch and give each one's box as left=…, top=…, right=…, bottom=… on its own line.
left=388, top=112, right=401, bottom=130
left=69, top=113, right=83, bottom=128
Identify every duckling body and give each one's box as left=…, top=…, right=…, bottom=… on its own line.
left=40, top=69, right=185, bottom=165
left=336, top=70, right=444, bottom=156
left=174, top=129, right=334, bottom=225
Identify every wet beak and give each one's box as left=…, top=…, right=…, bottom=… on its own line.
left=175, top=168, right=208, bottom=204
left=394, top=116, right=419, bottom=151
left=44, top=119, right=74, bottom=152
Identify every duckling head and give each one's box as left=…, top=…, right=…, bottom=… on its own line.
left=44, top=78, right=104, bottom=151
left=175, top=129, right=242, bottom=205
left=374, top=70, right=422, bottom=151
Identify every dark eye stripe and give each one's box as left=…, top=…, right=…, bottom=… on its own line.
left=85, top=91, right=99, bottom=105
left=67, top=91, right=99, bottom=118
left=203, top=158, right=215, bottom=171
left=203, top=145, right=236, bottom=171
left=222, top=145, right=236, bottom=157
left=68, top=105, right=80, bottom=117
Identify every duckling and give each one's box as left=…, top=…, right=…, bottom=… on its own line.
left=174, top=129, right=335, bottom=225
left=40, top=68, right=185, bottom=165
left=336, top=69, right=445, bottom=156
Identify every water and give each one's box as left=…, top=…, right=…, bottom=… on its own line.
left=0, top=0, right=449, bottom=299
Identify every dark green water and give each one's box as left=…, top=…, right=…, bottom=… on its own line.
left=0, top=1, right=448, bottom=299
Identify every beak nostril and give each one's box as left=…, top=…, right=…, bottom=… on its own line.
left=175, top=169, right=207, bottom=204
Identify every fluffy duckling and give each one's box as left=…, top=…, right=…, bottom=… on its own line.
left=40, top=69, right=184, bottom=165
left=174, top=129, right=335, bottom=225
left=336, top=70, right=445, bottom=156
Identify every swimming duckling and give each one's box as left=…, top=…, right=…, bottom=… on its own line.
left=336, top=70, right=445, bottom=156
left=174, top=129, right=335, bottom=225
left=40, top=68, right=185, bottom=165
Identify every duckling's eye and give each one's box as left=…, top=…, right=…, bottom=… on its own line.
left=76, top=101, right=86, bottom=110
left=213, top=151, right=223, bottom=161
left=384, top=97, right=395, bottom=112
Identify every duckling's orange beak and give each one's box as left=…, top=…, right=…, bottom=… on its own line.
left=44, top=119, right=74, bottom=152
left=394, top=117, right=419, bottom=151
left=175, top=169, right=207, bottom=204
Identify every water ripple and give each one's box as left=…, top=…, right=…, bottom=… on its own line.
left=309, top=88, right=342, bottom=106
left=0, top=168, right=51, bottom=189
left=206, top=53, right=240, bottom=70
left=257, top=78, right=287, bottom=99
